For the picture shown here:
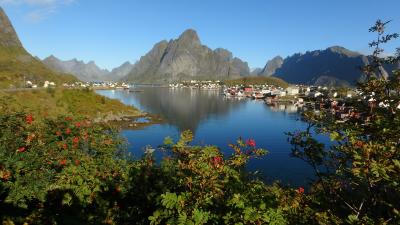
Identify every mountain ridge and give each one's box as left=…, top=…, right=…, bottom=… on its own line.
left=257, top=46, right=373, bottom=86
left=43, top=56, right=134, bottom=82
left=122, top=29, right=250, bottom=83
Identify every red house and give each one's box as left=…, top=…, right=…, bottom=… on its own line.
left=244, top=87, right=253, bottom=92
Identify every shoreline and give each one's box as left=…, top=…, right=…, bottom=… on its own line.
left=100, top=112, right=165, bottom=130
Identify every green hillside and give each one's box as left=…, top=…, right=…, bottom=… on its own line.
left=0, top=88, right=141, bottom=119
left=0, top=7, right=78, bottom=89
left=0, top=46, right=77, bottom=88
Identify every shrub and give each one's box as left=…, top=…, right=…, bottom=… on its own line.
left=286, top=20, right=400, bottom=224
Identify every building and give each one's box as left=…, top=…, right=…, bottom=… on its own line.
left=286, top=86, right=300, bottom=96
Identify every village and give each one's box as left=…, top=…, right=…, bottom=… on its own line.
left=23, top=78, right=400, bottom=124
left=24, top=80, right=130, bottom=90
left=167, top=80, right=400, bottom=124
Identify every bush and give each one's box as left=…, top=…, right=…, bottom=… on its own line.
left=0, top=111, right=130, bottom=224
left=286, top=20, right=400, bottom=224
left=0, top=112, right=302, bottom=224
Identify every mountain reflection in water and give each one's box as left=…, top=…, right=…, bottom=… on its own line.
left=128, top=87, right=244, bottom=132
left=96, top=87, right=325, bottom=186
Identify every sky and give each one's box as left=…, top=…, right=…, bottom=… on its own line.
left=1, top=0, right=400, bottom=70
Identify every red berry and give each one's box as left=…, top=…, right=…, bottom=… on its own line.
left=212, top=156, right=223, bottom=168
left=246, top=139, right=256, bottom=147
left=355, top=140, right=364, bottom=148
left=25, top=114, right=34, bottom=124
left=1, top=171, right=11, bottom=181
left=17, top=147, right=26, bottom=153
left=59, top=159, right=67, bottom=166
left=73, top=137, right=79, bottom=144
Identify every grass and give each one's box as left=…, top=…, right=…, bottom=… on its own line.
left=223, top=76, right=289, bottom=88
left=0, top=88, right=142, bottom=119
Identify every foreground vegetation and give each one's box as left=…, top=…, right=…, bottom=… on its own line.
left=0, top=21, right=399, bottom=224
left=223, top=76, right=289, bottom=88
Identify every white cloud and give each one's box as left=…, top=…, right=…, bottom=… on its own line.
left=0, top=0, right=75, bottom=22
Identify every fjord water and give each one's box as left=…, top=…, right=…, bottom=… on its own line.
left=97, top=87, right=321, bottom=186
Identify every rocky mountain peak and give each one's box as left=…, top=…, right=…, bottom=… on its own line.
left=177, top=29, right=201, bottom=46
left=327, top=46, right=361, bottom=57
left=214, top=48, right=233, bottom=61
left=0, top=7, right=22, bottom=48
left=45, top=55, right=59, bottom=61
left=122, top=29, right=250, bottom=83
left=259, top=56, right=284, bottom=76
left=43, top=56, right=134, bottom=82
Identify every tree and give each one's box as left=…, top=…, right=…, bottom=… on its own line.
left=287, top=20, right=400, bottom=224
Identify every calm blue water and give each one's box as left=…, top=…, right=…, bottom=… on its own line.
left=97, top=88, right=328, bottom=187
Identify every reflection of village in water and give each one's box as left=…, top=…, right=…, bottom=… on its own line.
left=267, top=103, right=301, bottom=114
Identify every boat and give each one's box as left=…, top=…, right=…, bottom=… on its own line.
left=252, top=92, right=265, bottom=99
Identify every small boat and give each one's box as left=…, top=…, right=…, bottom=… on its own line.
left=236, top=91, right=245, bottom=97
left=252, top=92, right=265, bottom=99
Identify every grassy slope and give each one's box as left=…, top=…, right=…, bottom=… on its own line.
left=224, top=76, right=289, bottom=88
left=0, top=45, right=77, bottom=89
left=0, top=88, right=141, bottom=119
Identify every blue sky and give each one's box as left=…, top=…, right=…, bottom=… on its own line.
left=1, top=0, right=399, bottom=70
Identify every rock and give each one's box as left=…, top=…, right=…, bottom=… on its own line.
left=43, top=56, right=134, bottom=82
left=0, top=7, right=22, bottom=48
left=260, top=46, right=393, bottom=86
left=122, top=29, right=250, bottom=83
left=259, top=56, right=283, bottom=76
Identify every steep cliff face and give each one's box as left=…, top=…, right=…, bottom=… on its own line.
left=0, top=7, right=22, bottom=48
left=123, top=29, right=250, bottom=83
left=259, top=46, right=398, bottom=86
left=0, top=7, right=77, bottom=88
left=268, top=46, right=370, bottom=86
left=259, top=56, right=283, bottom=76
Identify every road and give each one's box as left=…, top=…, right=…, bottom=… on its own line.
left=0, top=87, right=46, bottom=92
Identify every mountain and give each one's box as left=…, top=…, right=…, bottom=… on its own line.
left=43, top=56, right=134, bottom=82
left=259, top=56, right=284, bottom=76
left=266, top=46, right=370, bottom=86
left=122, top=29, right=250, bottom=83
left=250, top=68, right=263, bottom=75
left=0, top=7, right=21, bottom=48
left=106, top=61, right=134, bottom=81
left=0, top=7, right=76, bottom=88
left=43, top=56, right=109, bottom=82
left=384, top=61, right=400, bottom=74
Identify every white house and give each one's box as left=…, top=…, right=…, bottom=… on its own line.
left=286, top=86, right=300, bottom=96
left=43, top=81, right=56, bottom=88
